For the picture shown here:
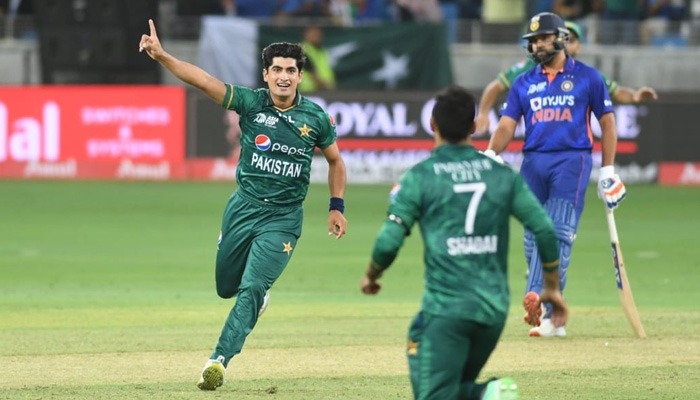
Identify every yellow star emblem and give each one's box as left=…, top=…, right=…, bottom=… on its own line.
left=298, top=124, right=312, bottom=137
left=283, top=241, right=293, bottom=255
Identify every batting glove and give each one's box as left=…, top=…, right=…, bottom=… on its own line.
left=480, top=149, right=504, bottom=164
left=598, top=166, right=626, bottom=209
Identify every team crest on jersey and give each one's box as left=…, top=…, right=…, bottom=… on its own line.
left=255, top=134, right=272, bottom=151
left=561, top=80, right=574, bottom=92
left=298, top=124, right=312, bottom=137
left=530, top=97, right=542, bottom=112
left=389, top=183, right=401, bottom=201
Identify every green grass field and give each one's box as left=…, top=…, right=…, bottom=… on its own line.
left=1, top=181, right=699, bottom=399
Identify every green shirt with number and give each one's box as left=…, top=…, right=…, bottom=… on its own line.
left=371, top=144, right=559, bottom=324
left=498, top=58, right=618, bottom=95
left=221, top=84, right=336, bottom=206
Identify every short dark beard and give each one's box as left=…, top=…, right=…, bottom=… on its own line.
left=531, top=48, right=562, bottom=64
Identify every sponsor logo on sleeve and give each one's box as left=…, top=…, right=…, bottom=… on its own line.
left=389, top=182, right=401, bottom=201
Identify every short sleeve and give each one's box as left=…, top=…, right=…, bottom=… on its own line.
left=500, top=77, right=524, bottom=121
left=588, top=70, right=614, bottom=120
left=315, top=112, right=337, bottom=149
left=221, top=84, right=258, bottom=114
left=387, top=169, right=422, bottom=231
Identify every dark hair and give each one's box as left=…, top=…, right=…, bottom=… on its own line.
left=261, top=42, right=307, bottom=71
left=431, top=86, right=476, bottom=144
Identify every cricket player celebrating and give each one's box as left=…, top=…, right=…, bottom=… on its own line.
left=361, top=86, right=568, bottom=400
left=485, top=12, right=626, bottom=337
left=139, top=19, right=348, bottom=390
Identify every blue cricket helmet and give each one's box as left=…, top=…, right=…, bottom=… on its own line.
left=522, top=12, right=569, bottom=63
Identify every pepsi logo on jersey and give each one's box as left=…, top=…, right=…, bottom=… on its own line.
left=254, top=134, right=307, bottom=156
left=255, top=134, right=272, bottom=151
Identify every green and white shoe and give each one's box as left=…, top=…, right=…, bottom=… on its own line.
left=482, top=377, right=519, bottom=400
left=196, top=355, right=225, bottom=391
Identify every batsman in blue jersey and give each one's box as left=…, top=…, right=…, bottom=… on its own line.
left=485, top=12, right=627, bottom=338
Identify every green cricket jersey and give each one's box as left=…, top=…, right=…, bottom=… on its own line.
left=498, top=58, right=618, bottom=95
left=371, top=144, right=559, bottom=324
left=222, top=84, right=336, bottom=206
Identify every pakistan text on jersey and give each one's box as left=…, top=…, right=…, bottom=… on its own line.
left=447, top=235, right=498, bottom=256
left=433, top=160, right=494, bottom=182
left=250, top=153, right=302, bottom=178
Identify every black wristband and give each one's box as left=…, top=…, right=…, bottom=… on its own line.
left=329, top=197, right=345, bottom=214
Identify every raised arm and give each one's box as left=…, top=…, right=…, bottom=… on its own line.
left=139, top=19, right=227, bottom=105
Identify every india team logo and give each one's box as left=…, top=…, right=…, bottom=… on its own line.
left=561, top=80, right=574, bottom=92
left=530, top=19, right=540, bottom=32
left=255, top=134, right=271, bottom=151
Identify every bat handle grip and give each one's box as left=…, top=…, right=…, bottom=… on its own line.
left=605, top=206, right=619, bottom=243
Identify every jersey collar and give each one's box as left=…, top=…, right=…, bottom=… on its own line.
left=535, top=55, right=575, bottom=74
left=432, top=143, right=477, bottom=155
left=266, top=89, right=303, bottom=111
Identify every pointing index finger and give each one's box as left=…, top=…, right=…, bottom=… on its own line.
left=149, top=19, right=157, bottom=37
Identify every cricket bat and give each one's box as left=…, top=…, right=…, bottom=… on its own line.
left=605, top=207, right=647, bottom=338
